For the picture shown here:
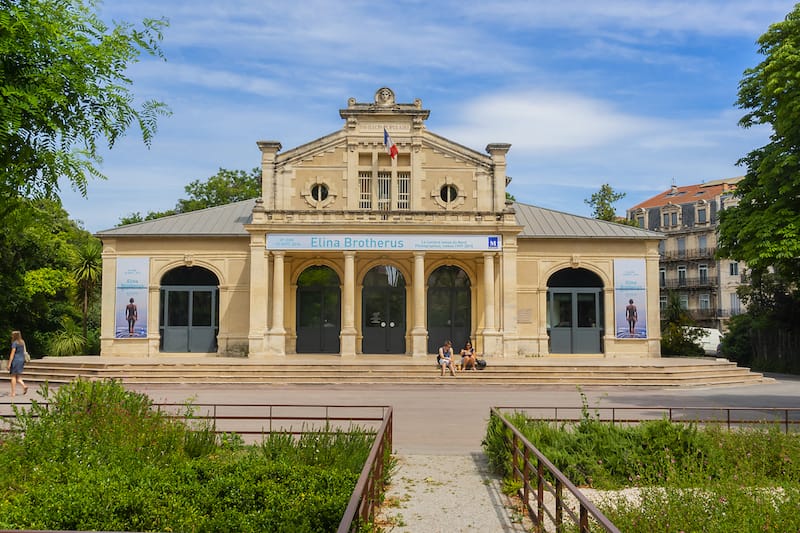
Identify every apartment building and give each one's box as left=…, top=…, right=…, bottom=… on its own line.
left=627, top=178, right=746, bottom=331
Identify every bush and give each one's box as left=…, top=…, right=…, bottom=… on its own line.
left=0, top=379, right=381, bottom=532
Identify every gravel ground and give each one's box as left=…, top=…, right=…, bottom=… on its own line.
left=374, top=454, right=530, bottom=532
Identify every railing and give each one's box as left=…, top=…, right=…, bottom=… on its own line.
left=495, top=406, right=800, bottom=434
left=491, top=407, right=620, bottom=533
left=338, top=407, right=393, bottom=533
left=0, top=402, right=393, bottom=533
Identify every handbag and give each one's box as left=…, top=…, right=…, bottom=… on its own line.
left=24, top=350, right=31, bottom=362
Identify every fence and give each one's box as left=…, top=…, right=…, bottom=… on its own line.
left=0, top=401, right=393, bottom=533
left=495, top=405, right=800, bottom=434
left=491, top=407, right=620, bottom=533
left=492, top=405, right=800, bottom=532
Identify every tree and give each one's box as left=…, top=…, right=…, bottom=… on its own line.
left=73, top=240, right=102, bottom=342
left=718, top=4, right=800, bottom=282
left=0, top=0, right=169, bottom=203
left=118, top=167, right=261, bottom=224
left=584, top=183, right=628, bottom=222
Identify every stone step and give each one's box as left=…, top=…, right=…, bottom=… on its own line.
left=6, top=356, right=771, bottom=388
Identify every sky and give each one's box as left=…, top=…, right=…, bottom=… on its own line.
left=59, top=0, right=797, bottom=233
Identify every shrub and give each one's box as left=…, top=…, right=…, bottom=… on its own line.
left=0, top=379, right=382, bottom=532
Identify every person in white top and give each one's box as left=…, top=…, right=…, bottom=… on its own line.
left=437, top=340, right=456, bottom=377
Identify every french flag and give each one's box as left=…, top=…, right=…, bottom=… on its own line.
left=384, top=128, right=398, bottom=159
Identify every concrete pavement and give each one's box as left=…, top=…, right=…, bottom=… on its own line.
left=120, top=375, right=800, bottom=454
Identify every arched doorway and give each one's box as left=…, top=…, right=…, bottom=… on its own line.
left=427, top=265, right=471, bottom=353
left=296, top=266, right=341, bottom=353
left=547, top=268, right=604, bottom=354
left=362, top=265, right=406, bottom=354
left=159, top=266, right=219, bottom=353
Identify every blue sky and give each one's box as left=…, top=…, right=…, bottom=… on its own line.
left=60, top=1, right=796, bottom=232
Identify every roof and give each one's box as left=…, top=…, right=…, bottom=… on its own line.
left=512, top=202, right=662, bottom=239
left=96, top=198, right=660, bottom=241
left=95, top=200, right=254, bottom=237
left=630, top=177, right=743, bottom=211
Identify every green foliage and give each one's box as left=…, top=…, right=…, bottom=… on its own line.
left=118, top=167, right=261, bottom=225
left=660, top=291, right=704, bottom=356
left=0, top=198, right=98, bottom=355
left=46, top=316, right=86, bottom=356
left=718, top=4, right=800, bottom=282
left=0, top=0, right=170, bottom=201
left=0, top=379, right=381, bottom=531
left=486, top=407, right=800, bottom=532
left=73, top=239, right=102, bottom=341
left=584, top=183, right=626, bottom=222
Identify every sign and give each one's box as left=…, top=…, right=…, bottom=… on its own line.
left=115, top=257, right=149, bottom=339
left=266, top=234, right=502, bottom=251
left=614, top=258, right=647, bottom=339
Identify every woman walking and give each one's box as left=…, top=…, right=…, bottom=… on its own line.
left=7, top=330, right=29, bottom=397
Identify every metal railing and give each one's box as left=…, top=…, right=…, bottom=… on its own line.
left=495, top=406, right=800, bottom=434
left=491, top=408, right=620, bottom=533
left=0, top=401, right=393, bottom=533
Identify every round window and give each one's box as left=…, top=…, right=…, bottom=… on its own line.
left=440, top=185, right=458, bottom=203
left=311, top=184, right=329, bottom=202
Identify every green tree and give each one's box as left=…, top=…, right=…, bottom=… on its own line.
left=0, top=198, right=96, bottom=354
left=718, top=4, right=800, bottom=282
left=73, top=240, right=102, bottom=342
left=118, top=167, right=261, bottom=224
left=0, top=0, right=169, bottom=203
left=584, top=183, right=634, bottom=224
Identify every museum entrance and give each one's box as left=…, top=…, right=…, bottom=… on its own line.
left=159, top=266, right=219, bottom=353
left=427, top=265, right=471, bottom=353
left=547, top=268, right=604, bottom=354
left=362, top=265, right=406, bottom=354
left=296, top=266, right=341, bottom=354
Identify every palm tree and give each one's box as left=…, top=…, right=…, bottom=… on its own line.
left=73, top=240, right=102, bottom=342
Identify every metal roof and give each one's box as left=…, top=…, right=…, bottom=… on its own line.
left=95, top=199, right=254, bottom=237
left=512, top=202, right=662, bottom=239
left=96, top=199, right=661, bottom=241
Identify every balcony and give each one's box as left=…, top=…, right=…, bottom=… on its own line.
left=661, top=276, right=716, bottom=289
left=660, top=247, right=717, bottom=261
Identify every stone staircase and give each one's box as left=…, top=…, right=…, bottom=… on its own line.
left=5, top=356, right=773, bottom=388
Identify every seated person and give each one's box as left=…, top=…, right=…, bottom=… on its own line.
left=460, top=341, right=477, bottom=371
left=438, top=340, right=456, bottom=377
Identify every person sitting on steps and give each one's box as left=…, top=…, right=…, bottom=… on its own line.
left=438, top=340, right=456, bottom=377
left=460, top=341, right=477, bottom=371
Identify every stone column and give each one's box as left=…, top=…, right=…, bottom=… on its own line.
left=411, top=251, right=428, bottom=357
left=248, top=232, right=268, bottom=358
left=341, top=251, right=357, bottom=357
left=501, top=238, right=519, bottom=358
left=268, top=251, right=286, bottom=356
left=482, top=252, right=500, bottom=355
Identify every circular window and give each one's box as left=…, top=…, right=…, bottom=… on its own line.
left=440, top=185, right=458, bottom=203
left=311, top=184, right=329, bottom=202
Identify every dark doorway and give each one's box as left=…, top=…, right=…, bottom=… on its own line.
left=427, top=266, right=471, bottom=353
left=159, top=266, right=219, bottom=353
left=296, top=266, right=341, bottom=353
left=362, top=265, right=406, bottom=354
left=547, top=268, right=604, bottom=354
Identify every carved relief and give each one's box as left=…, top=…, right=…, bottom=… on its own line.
left=375, top=87, right=396, bottom=106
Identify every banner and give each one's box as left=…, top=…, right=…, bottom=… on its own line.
left=614, top=259, right=647, bottom=339
left=115, top=257, right=149, bottom=338
left=267, top=234, right=502, bottom=251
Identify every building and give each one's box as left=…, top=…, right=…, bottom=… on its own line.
left=626, top=178, right=746, bottom=331
left=97, top=88, right=664, bottom=359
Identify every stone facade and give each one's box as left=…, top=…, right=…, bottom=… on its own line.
left=98, top=88, right=663, bottom=359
